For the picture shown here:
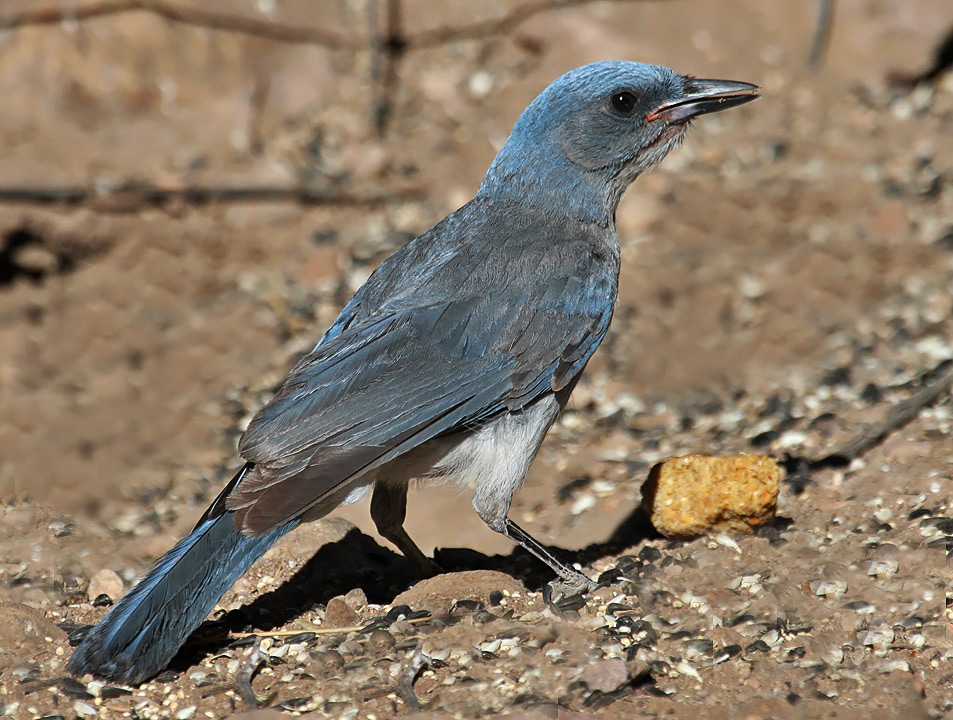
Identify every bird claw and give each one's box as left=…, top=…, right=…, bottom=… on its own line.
left=544, top=573, right=597, bottom=605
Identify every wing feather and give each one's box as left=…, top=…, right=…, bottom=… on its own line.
left=227, top=218, right=618, bottom=534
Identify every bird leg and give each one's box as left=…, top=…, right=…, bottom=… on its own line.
left=370, top=482, right=441, bottom=576
left=501, top=518, right=596, bottom=593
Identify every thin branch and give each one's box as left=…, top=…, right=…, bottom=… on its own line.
left=406, top=0, right=678, bottom=49
left=230, top=615, right=433, bottom=639
left=368, top=0, right=405, bottom=137
left=0, top=183, right=423, bottom=213
left=808, top=0, right=834, bottom=67
left=235, top=636, right=264, bottom=709
left=0, top=0, right=353, bottom=49
left=817, top=360, right=953, bottom=467
left=3, top=0, right=674, bottom=50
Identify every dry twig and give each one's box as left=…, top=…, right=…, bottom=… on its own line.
left=368, top=0, right=404, bottom=136
left=406, top=0, right=673, bottom=49
left=817, top=360, right=953, bottom=467
left=808, top=0, right=835, bottom=67
left=0, top=183, right=422, bottom=212
left=0, top=0, right=351, bottom=48
left=396, top=642, right=428, bottom=711
left=230, top=615, right=433, bottom=640
left=3, top=0, right=673, bottom=50
left=235, top=636, right=265, bottom=708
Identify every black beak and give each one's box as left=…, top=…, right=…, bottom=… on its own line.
left=646, top=78, right=759, bottom=123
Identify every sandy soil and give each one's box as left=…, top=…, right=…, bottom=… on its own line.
left=0, top=1, right=951, bottom=718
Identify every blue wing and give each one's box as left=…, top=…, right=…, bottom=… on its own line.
left=229, top=208, right=618, bottom=533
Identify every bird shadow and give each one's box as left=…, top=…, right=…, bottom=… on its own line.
left=168, top=505, right=658, bottom=673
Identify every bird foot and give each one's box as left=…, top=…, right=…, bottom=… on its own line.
left=544, top=573, right=597, bottom=605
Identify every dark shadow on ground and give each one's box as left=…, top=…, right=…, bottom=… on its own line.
left=168, top=505, right=659, bottom=672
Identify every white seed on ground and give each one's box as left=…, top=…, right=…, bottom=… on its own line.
left=714, top=534, right=741, bottom=552
left=74, top=701, right=97, bottom=717
left=430, top=648, right=450, bottom=662
left=873, top=508, right=893, bottom=523
left=592, top=480, right=616, bottom=495
left=571, top=493, right=597, bottom=515
left=269, top=644, right=289, bottom=658
left=674, top=661, right=702, bottom=682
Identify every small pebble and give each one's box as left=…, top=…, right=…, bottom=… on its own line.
left=324, top=597, right=360, bottom=628
left=87, top=569, right=124, bottom=603
left=315, top=650, right=345, bottom=671
left=368, top=629, right=395, bottom=651
left=343, top=587, right=368, bottom=611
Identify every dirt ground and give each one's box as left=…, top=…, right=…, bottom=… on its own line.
left=0, top=0, right=952, bottom=718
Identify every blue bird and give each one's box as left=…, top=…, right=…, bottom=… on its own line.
left=68, top=61, right=757, bottom=683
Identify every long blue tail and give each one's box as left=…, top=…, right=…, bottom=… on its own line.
left=68, top=508, right=295, bottom=683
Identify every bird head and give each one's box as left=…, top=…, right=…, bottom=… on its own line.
left=478, top=61, right=759, bottom=225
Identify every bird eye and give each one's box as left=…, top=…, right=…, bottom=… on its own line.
left=609, top=91, right=638, bottom=116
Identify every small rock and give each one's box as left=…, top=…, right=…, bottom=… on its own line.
left=343, top=587, right=368, bottom=612
left=859, top=619, right=894, bottom=654
left=88, top=569, right=124, bottom=603
left=314, top=650, right=344, bottom=671
left=867, top=559, right=898, bottom=580
left=641, top=454, right=779, bottom=538
left=580, top=657, right=629, bottom=693
left=367, top=629, right=395, bottom=651
left=324, top=597, right=360, bottom=628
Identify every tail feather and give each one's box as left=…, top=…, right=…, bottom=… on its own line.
left=68, top=511, right=295, bottom=683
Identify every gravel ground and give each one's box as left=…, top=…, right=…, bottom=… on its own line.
left=0, top=1, right=951, bottom=718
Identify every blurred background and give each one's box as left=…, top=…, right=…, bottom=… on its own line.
left=0, top=0, right=951, bottom=562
